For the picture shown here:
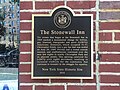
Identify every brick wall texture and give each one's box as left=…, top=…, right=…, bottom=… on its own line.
left=20, top=0, right=120, bottom=90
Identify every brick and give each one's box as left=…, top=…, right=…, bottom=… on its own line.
left=67, top=1, right=96, bottom=9
left=20, top=2, right=33, bottom=10
left=35, top=86, right=64, bottom=90
left=19, top=75, right=48, bottom=83
left=83, top=12, right=96, bottom=20
left=100, top=1, right=120, bottom=9
left=93, top=54, right=96, bottom=62
left=20, top=44, right=31, bottom=52
left=20, top=22, right=32, bottom=30
left=20, top=33, right=31, bottom=41
left=51, top=79, right=80, bottom=83
left=100, top=12, right=120, bottom=20
left=68, top=86, right=96, bottom=90
left=35, top=1, right=64, bottom=9
left=20, top=54, right=31, bottom=62
left=93, top=32, right=96, bottom=41
left=93, top=64, right=96, bottom=72
left=100, top=22, right=120, bottom=30
left=83, top=75, right=96, bottom=83
left=101, top=86, right=120, bottom=90
left=101, top=75, right=120, bottom=83
left=93, top=22, right=96, bottom=30
left=115, top=32, right=120, bottom=40
left=20, top=12, right=32, bottom=20
left=74, top=12, right=81, bottom=14
left=20, top=12, right=49, bottom=20
left=93, top=43, right=96, bottom=53
left=19, top=64, right=31, bottom=72
left=99, top=44, right=120, bottom=52
left=100, top=64, right=120, bottom=72
left=101, top=54, right=120, bottom=62
left=19, top=86, right=32, bottom=90
left=99, top=32, right=112, bottom=41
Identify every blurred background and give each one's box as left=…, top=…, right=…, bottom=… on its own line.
left=0, top=0, right=19, bottom=90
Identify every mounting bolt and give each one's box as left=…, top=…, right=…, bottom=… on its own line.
left=96, top=51, right=101, bottom=60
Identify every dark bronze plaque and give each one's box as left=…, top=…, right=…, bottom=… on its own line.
left=32, top=6, right=93, bottom=79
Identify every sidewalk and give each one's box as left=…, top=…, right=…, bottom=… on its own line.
left=0, top=68, right=18, bottom=90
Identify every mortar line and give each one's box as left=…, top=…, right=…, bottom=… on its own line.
left=112, top=32, right=115, bottom=42
left=33, top=0, right=35, bottom=11
left=32, top=84, right=35, bottom=90
left=64, top=83, right=67, bottom=90
left=95, top=0, right=100, bottom=90
left=64, top=0, right=67, bottom=6
left=49, top=79, right=52, bottom=84
left=80, top=79, right=83, bottom=90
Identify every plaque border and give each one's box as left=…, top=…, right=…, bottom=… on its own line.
left=31, top=6, right=93, bottom=79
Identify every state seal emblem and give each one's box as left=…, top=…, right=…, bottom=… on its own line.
left=54, top=11, right=71, bottom=29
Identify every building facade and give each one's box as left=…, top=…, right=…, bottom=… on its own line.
left=0, top=0, right=19, bottom=48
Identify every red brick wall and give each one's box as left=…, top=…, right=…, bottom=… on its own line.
left=20, top=0, right=120, bottom=90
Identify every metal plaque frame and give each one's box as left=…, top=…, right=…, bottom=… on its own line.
left=32, top=6, right=93, bottom=79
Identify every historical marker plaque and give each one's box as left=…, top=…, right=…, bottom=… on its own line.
left=32, top=6, right=93, bottom=79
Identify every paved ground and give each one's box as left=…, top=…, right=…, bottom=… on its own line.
left=0, top=68, right=18, bottom=80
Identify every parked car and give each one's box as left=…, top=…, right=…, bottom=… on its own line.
left=0, top=44, right=19, bottom=68
left=0, top=44, right=7, bottom=67
left=6, top=48, right=19, bottom=68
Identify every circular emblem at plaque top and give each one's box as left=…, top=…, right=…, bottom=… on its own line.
left=54, top=11, right=71, bottom=29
